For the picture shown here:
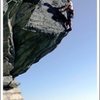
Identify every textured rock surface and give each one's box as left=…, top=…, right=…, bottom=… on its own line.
left=3, top=87, right=24, bottom=100
left=4, top=0, right=69, bottom=89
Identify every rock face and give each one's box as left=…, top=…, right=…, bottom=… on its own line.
left=4, top=0, right=69, bottom=89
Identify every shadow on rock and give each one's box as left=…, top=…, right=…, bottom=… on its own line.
left=23, top=0, right=40, bottom=4
left=43, top=3, right=67, bottom=29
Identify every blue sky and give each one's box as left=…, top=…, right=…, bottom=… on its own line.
left=16, top=0, right=97, bottom=100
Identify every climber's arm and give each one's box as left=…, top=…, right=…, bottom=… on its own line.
left=59, top=3, right=69, bottom=12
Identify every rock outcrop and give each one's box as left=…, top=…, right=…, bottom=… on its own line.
left=3, top=0, right=69, bottom=90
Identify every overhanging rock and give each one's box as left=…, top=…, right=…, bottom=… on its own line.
left=4, top=0, right=69, bottom=89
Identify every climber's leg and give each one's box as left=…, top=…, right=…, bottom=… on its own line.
left=68, top=19, right=72, bottom=30
left=66, top=10, right=73, bottom=32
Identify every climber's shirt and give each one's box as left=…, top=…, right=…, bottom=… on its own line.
left=65, top=1, right=74, bottom=10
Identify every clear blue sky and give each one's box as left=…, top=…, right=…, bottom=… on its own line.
left=16, top=0, right=97, bottom=100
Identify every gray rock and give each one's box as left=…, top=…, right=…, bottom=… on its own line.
left=3, top=76, right=13, bottom=87
left=3, top=0, right=70, bottom=89
left=3, top=76, right=20, bottom=90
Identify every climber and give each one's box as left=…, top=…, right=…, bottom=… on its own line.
left=59, top=0, right=74, bottom=32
